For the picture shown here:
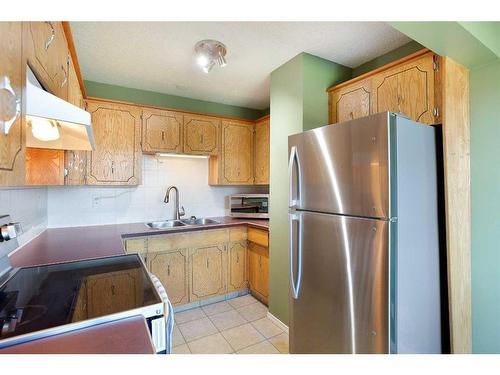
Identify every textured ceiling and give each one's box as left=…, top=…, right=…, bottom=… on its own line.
left=71, top=22, right=411, bottom=109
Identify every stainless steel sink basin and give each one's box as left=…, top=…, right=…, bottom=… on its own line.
left=145, top=220, right=187, bottom=229
left=180, top=218, right=220, bottom=226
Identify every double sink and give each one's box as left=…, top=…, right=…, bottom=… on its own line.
left=145, top=217, right=220, bottom=229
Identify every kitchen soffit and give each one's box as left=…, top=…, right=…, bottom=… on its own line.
left=71, top=22, right=411, bottom=110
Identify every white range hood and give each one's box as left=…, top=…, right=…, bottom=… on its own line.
left=26, top=66, right=95, bottom=150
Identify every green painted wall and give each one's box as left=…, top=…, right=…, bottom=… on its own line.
left=268, top=53, right=351, bottom=324
left=459, top=22, right=500, bottom=57
left=352, top=41, right=425, bottom=77
left=389, top=22, right=499, bottom=68
left=470, top=59, right=500, bottom=353
left=84, top=80, right=266, bottom=120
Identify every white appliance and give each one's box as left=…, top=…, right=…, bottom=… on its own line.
left=25, top=66, right=95, bottom=150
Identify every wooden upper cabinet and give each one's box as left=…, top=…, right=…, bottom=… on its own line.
left=329, top=79, right=372, bottom=124
left=183, top=114, right=219, bottom=155
left=0, top=22, right=25, bottom=186
left=148, top=250, right=189, bottom=306
left=328, top=50, right=439, bottom=126
left=142, top=108, right=183, bottom=154
left=64, top=55, right=87, bottom=186
left=219, top=120, right=254, bottom=185
left=25, top=148, right=64, bottom=185
left=254, top=116, right=270, bottom=185
left=86, top=101, right=142, bottom=185
left=25, top=22, right=69, bottom=100
left=372, top=52, right=436, bottom=125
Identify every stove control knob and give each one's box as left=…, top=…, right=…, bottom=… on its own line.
left=0, top=222, right=22, bottom=242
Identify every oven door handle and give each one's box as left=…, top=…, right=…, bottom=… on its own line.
left=149, top=273, right=174, bottom=354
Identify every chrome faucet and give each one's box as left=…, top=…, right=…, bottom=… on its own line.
left=164, top=186, right=185, bottom=220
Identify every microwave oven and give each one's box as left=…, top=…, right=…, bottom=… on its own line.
left=229, top=194, right=269, bottom=219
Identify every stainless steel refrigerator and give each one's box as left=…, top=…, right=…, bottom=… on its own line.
left=288, top=112, right=442, bottom=354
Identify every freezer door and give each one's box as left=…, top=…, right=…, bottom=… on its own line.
left=288, top=112, right=390, bottom=219
left=289, top=210, right=389, bottom=354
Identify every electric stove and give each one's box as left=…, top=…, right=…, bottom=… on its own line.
left=0, top=216, right=165, bottom=352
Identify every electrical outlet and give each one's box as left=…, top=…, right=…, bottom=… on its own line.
left=92, top=194, right=100, bottom=208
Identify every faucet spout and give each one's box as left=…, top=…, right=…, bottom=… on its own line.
left=164, top=186, right=185, bottom=220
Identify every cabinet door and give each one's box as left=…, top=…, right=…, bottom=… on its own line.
left=86, top=101, right=142, bottom=185
left=26, top=22, right=69, bottom=99
left=85, top=270, right=142, bottom=318
left=329, top=79, right=372, bottom=124
left=189, top=245, right=226, bottom=301
left=183, top=114, right=219, bottom=155
left=0, top=22, right=24, bottom=186
left=254, top=117, right=269, bottom=185
left=220, top=120, right=254, bottom=184
left=248, top=242, right=269, bottom=305
left=142, top=108, right=183, bottom=153
left=228, top=241, right=247, bottom=292
left=25, top=147, right=64, bottom=185
left=64, top=56, right=87, bottom=185
left=148, top=250, right=189, bottom=306
left=373, top=53, right=436, bottom=125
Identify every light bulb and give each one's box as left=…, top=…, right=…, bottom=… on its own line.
left=29, top=117, right=60, bottom=141
left=196, top=54, right=209, bottom=67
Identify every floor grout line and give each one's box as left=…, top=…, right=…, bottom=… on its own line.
left=174, top=295, right=279, bottom=354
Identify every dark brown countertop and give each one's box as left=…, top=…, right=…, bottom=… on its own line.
left=5, top=216, right=267, bottom=354
left=10, top=216, right=269, bottom=268
left=0, top=315, right=155, bottom=354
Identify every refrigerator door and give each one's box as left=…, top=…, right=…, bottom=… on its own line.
left=288, top=112, right=390, bottom=219
left=289, top=210, right=389, bottom=354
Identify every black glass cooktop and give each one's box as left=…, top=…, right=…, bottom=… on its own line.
left=0, top=254, right=161, bottom=342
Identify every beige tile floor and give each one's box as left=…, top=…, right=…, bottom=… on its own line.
left=172, top=295, right=289, bottom=354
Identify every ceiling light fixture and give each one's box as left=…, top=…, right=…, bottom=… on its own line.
left=194, top=40, right=227, bottom=73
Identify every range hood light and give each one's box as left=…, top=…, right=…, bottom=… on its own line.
left=29, top=117, right=60, bottom=141
left=25, top=66, right=95, bottom=151
left=155, top=153, right=209, bottom=159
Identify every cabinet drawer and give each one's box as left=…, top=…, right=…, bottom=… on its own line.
left=248, top=227, right=268, bottom=247
left=124, top=238, right=147, bottom=253
left=148, top=229, right=229, bottom=252
left=229, top=226, right=248, bottom=242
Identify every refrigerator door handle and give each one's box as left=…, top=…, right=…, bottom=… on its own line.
left=288, top=145, right=302, bottom=209
left=289, top=212, right=303, bottom=299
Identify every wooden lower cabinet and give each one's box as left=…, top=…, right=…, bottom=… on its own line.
left=148, top=249, right=189, bottom=305
left=247, top=241, right=269, bottom=305
left=228, top=241, right=247, bottom=292
left=123, top=227, right=260, bottom=307
left=189, top=244, right=226, bottom=302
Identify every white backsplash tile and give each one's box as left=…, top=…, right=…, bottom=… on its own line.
left=47, top=155, right=267, bottom=228
left=0, top=187, right=48, bottom=246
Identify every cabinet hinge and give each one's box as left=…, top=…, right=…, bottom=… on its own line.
left=433, top=56, right=439, bottom=71
left=433, top=107, right=440, bottom=118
